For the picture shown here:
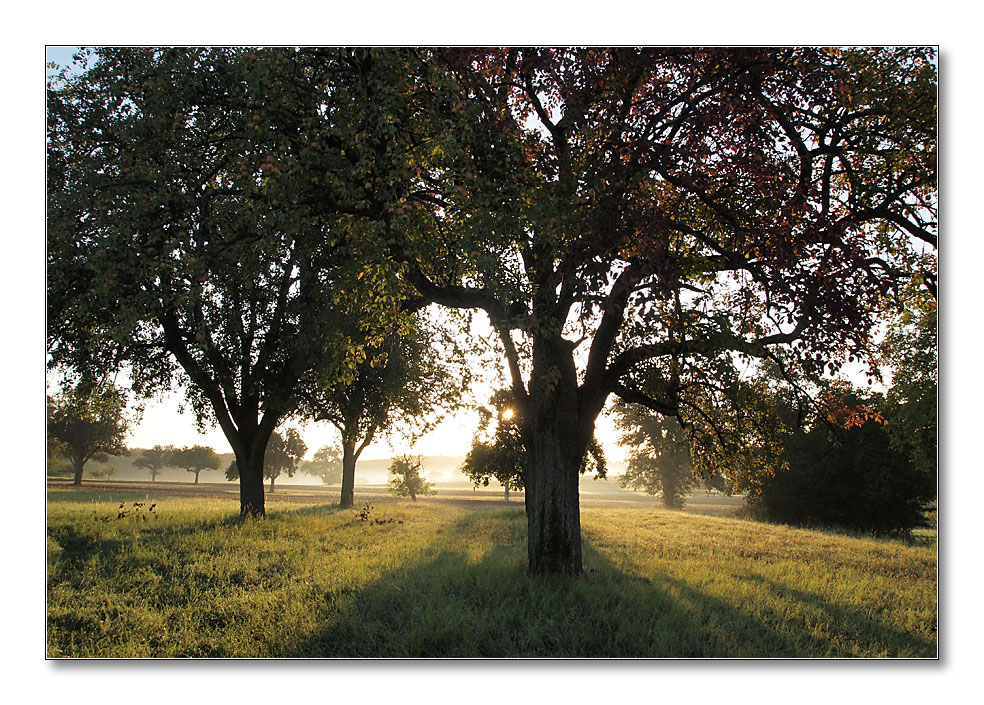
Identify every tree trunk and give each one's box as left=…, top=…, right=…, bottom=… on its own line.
left=504, top=483, right=510, bottom=502
left=194, top=469, right=200, bottom=485
left=152, top=469, right=158, bottom=482
left=269, top=474, right=276, bottom=493
left=409, top=486, right=417, bottom=501
left=339, top=441, right=357, bottom=508
left=524, top=410, right=586, bottom=576
left=72, top=457, right=85, bottom=486
left=236, top=446, right=267, bottom=517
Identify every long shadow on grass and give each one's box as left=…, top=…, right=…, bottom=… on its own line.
left=282, top=511, right=853, bottom=658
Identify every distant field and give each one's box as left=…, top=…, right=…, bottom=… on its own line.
left=46, top=481, right=936, bottom=658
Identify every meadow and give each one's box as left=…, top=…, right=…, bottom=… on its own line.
left=46, top=481, right=937, bottom=658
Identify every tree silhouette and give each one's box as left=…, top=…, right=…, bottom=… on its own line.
left=172, top=445, right=221, bottom=484
left=395, top=47, right=936, bottom=573
left=46, top=378, right=134, bottom=485
left=386, top=455, right=435, bottom=501
left=133, top=444, right=176, bottom=482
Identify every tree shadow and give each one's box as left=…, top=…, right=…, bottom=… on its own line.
left=281, top=511, right=935, bottom=658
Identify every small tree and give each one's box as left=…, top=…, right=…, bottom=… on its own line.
left=303, top=445, right=343, bottom=485
left=46, top=378, right=134, bottom=485
left=387, top=455, right=436, bottom=501
left=461, top=391, right=526, bottom=501
left=264, top=428, right=307, bottom=493
left=462, top=390, right=608, bottom=502
left=172, top=445, right=221, bottom=484
left=133, top=444, right=176, bottom=482
left=613, top=401, right=699, bottom=509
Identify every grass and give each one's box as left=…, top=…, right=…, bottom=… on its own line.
left=46, top=482, right=937, bottom=658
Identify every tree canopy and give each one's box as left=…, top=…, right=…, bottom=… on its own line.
left=297, top=313, right=467, bottom=506
left=386, top=454, right=436, bottom=501
left=133, top=444, right=176, bottom=482
left=172, top=444, right=221, bottom=484
left=46, top=48, right=422, bottom=515
left=393, top=47, right=936, bottom=573
left=46, top=377, right=134, bottom=485
left=46, top=47, right=937, bottom=574
left=613, top=401, right=700, bottom=508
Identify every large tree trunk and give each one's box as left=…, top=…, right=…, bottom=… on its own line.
left=194, top=469, right=200, bottom=484
left=72, top=457, right=85, bottom=486
left=524, top=408, right=586, bottom=576
left=236, top=443, right=267, bottom=517
left=339, top=441, right=357, bottom=508
left=504, top=483, right=510, bottom=502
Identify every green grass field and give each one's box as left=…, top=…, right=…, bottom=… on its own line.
left=46, top=481, right=937, bottom=658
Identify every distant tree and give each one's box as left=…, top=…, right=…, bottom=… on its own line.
left=461, top=392, right=525, bottom=501
left=264, top=428, right=307, bottom=493
left=613, top=401, right=699, bottom=509
left=303, top=445, right=343, bottom=485
left=172, top=445, right=221, bottom=484
left=46, top=378, right=134, bottom=485
left=387, top=454, right=436, bottom=501
left=88, top=464, right=119, bottom=480
left=745, top=385, right=935, bottom=535
left=133, top=444, right=176, bottom=482
left=462, top=390, right=608, bottom=503
left=299, top=317, right=466, bottom=507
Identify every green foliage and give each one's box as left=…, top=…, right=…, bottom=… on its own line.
left=613, top=402, right=700, bottom=508
left=46, top=377, right=134, bottom=483
left=264, top=428, right=307, bottom=491
left=132, top=444, right=176, bottom=481
left=171, top=445, right=221, bottom=483
left=386, top=454, right=436, bottom=501
left=303, top=445, right=343, bottom=485
left=461, top=391, right=526, bottom=494
left=46, top=47, right=425, bottom=513
left=882, top=298, right=937, bottom=477
left=746, top=389, right=936, bottom=535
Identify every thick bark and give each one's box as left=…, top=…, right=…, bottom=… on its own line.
left=339, top=441, right=357, bottom=508
left=524, top=405, right=587, bottom=576
left=236, top=444, right=267, bottom=517
left=72, top=457, right=85, bottom=486
left=194, top=470, right=200, bottom=484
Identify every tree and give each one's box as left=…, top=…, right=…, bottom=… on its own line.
left=391, top=47, right=936, bottom=574
left=462, top=389, right=607, bottom=502
left=47, top=48, right=416, bottom=515
left=745, top=385, right=935, bottom=535
left=172, top=444, right=221, bottom=484
left=387, top=454, right=436, bottom=501
left=264, top=427, right=307, bottom=493
left=461, top=393, right=526, bottom=502
left=224, top=428, right=307, bottom=492
left=882, top=295, right=937, bottom=478
left=298, top=315, right=466, bottom=507
left=613, top=402, right=699, bottom=508
left=46, top=378, right=134, bottom=485
left=303, top=444, right=343, bottom=485
left=133, top=444, right=176, bottom=482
